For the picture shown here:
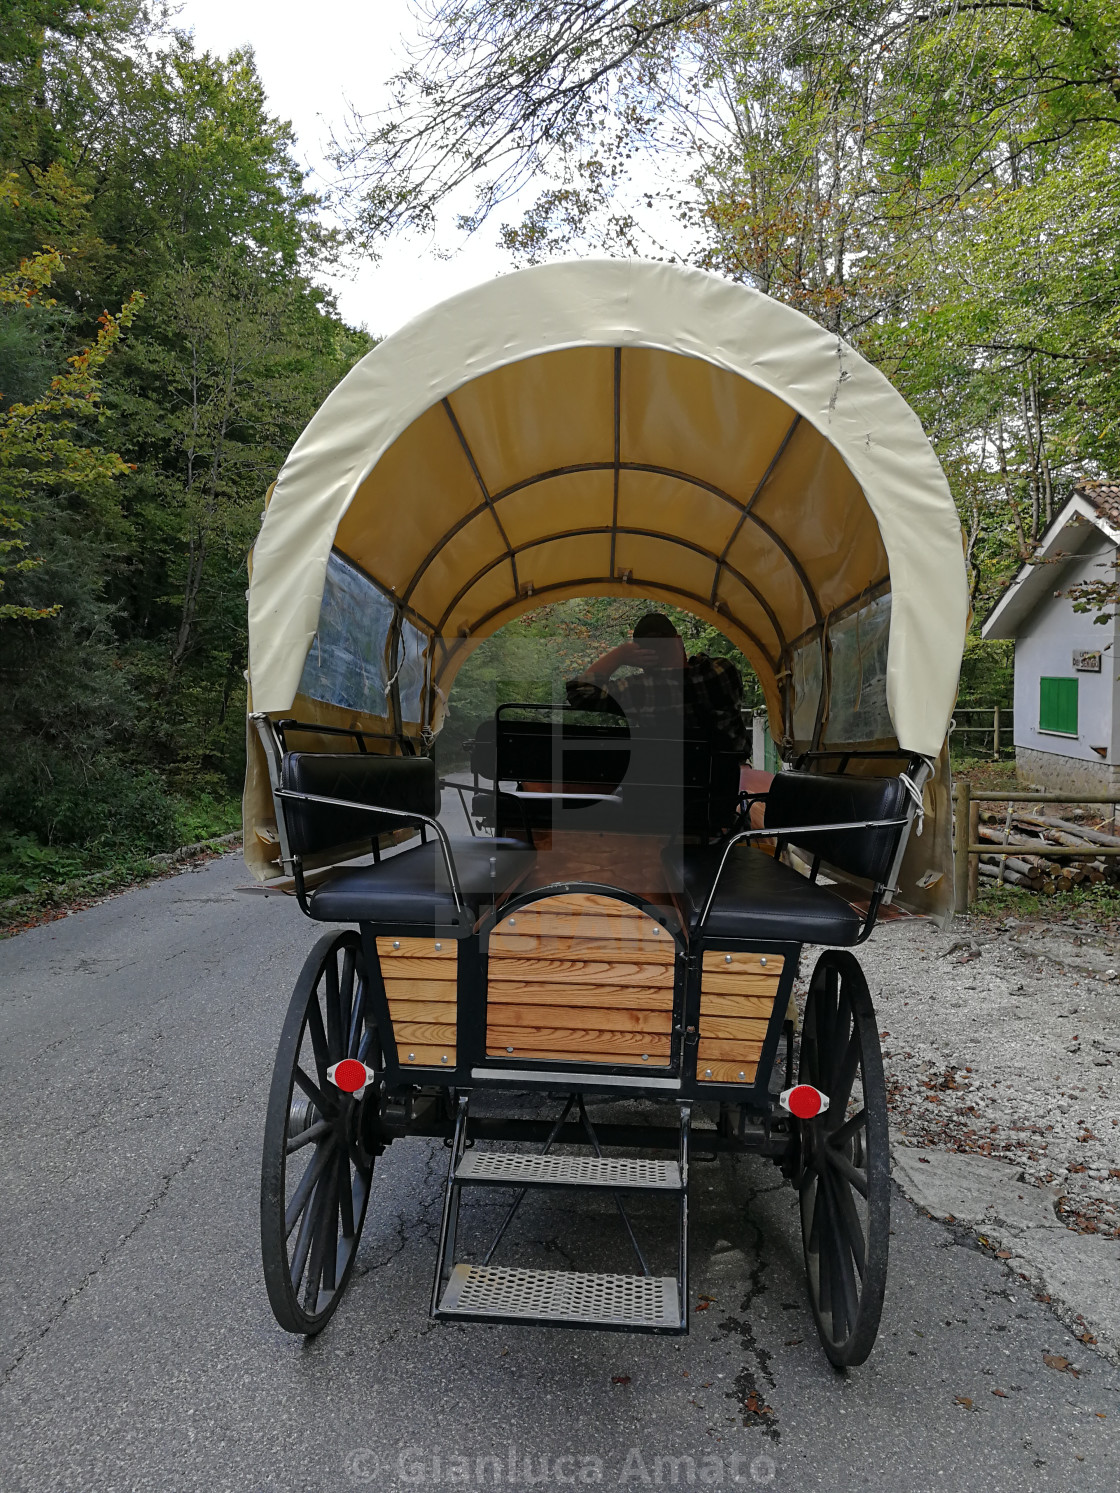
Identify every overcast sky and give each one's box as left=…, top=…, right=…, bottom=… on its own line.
left=174, top=0, right=525, bottom=337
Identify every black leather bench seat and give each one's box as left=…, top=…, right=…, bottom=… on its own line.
left=308, top=837, right=535, bottom=930
left=678, top=845, right=862, bottom=946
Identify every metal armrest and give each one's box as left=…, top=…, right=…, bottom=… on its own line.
left=697, top=815, right=910, bottom=932
left=275, top=787, right=464, bottom=912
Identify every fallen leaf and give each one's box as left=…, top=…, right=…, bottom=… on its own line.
left=784, top=1338, right=801, bottom=1346
left=918, top=1156, right=931, bottom=1164
left=954, top=1396, right=973, bottom=1409
left=992, top=1389, right=1007, bottom=1398
left=1042, top=1354, right=1080, bottom=1377
left=612, top=1375, right=631, bottom=1386
left=996, top=1249, right=1012, bottom=1259
left=1079, top=1332, right=1097, bottom=1345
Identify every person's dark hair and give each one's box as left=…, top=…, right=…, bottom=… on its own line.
left=633, top=612, right=679, bottom=640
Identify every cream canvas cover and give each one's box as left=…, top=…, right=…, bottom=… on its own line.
left=244, top=259, right=968, bottom=909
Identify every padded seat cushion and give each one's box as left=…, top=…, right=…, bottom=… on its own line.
left=308, top=837, right=535, bottom=928
left=678, top=845, right=862, bottom=946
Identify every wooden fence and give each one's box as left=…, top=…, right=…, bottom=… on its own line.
left=951, top=785, right=1120, bottom=912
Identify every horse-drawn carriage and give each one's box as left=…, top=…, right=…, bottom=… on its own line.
left=244, top=260, right=968, bottom=1365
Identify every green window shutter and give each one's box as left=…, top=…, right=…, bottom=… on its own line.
left=1039, top=677, right=1078, bottom=735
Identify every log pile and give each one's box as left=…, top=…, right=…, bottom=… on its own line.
left=977, top=809, right=1120, bottom=893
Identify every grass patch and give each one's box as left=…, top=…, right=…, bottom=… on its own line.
left=0, top=785, right=241, bottom=911
left=973, top=877, right=1120, bottom=923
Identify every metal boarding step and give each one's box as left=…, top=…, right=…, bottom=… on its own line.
left=431, top=1094, right=691, bottom=1334
left=440, top=1264, right=680, bottom=1330
left=454, top=1151, right=682, bottom=1191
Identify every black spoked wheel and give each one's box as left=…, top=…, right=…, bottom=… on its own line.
left=797, top=949, right=890, bottom=1367
left=261, top=930, right=380, bottom=1335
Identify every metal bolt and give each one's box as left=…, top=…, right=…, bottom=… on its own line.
left=641, top=1054, right=649, bottom=1062
left=738, top=1071, right=746, bottom=1080
left=408, top=1052, right=415, bottom=1061
left=760, top=956, right=767, bottom=966
left=508, top=917, right=516, bottom=926
left=434, top=942, right=442, bottom=951
left=506, top=1046, right=514, bottom=1054
left=704, top=1068, right=713, bottom=1078
left=393, top=940, right=401, bottom=950
left=725, top=954, right=733, bottom=964
left=441, top=1054, right=449, bottom=1064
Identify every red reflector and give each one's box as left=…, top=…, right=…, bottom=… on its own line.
left=787, top=1084, right=823, bottom=1120
left=332, top=1058, right=368, bottom=1093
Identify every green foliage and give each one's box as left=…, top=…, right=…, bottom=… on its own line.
left=438, top=595, right=760, bottom=767
left=0, top=8, right=372, bottom=892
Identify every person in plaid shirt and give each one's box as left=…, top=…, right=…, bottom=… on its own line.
left=566, top=612, right=749, bottom=756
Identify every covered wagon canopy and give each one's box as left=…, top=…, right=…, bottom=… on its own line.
left=245, top=259, right=968, bottom=894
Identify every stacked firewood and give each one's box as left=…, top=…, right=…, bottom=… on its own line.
left=976, top=810, right=1120, bottom=892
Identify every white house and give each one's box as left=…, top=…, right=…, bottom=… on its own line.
left=982, top=481, right=1120, bottom=793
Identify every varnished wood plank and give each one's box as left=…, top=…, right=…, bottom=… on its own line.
left=487, top=956, right=675, bottom=986
left=487, top=981, right=675, bottom=1010
left=398, top=1044, right=456, bottom=1067
left=493, top=911, right=670, bottom=945
left=486, top=1005, right=673, bottom=1034
left=697, top=1015, right=771, bottom=1042
left=698, top=992, right=776, bottom=1018
left=386, top=999, right=458, bottom=1024
left=697, top=1037, right=765, bottom=1063
left=700, top=970, right=783, bottom=996
left=698, top=1060, right=759, bottom=1084
left=393, top=1021, right=458, bottom=1044
left=487, top=1026, right=672, bottom=1056
left=378, top=963, right=459, bottom=986
left=487, top=1047, right=671, bottom=1067
left=488, top=933, right=672, bottom=963
left=702, top=950, right=783, bottom=973
left=377, top=937, right=456, bottom=960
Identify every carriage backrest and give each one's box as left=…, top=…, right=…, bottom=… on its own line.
left=281, top=752, right=438, bottom=858
left=763, top=771, right=909, bottom=886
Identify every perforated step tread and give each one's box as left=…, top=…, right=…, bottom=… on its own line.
left=455, top=1151, right=682, bottom=1190
left=438, top=1264, right=681, bottom=1329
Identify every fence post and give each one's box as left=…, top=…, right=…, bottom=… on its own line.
left=968, top=794, right=980, bottom=905
left=953, top=780, right=972, bottom=914
left=993, top=705, right=1000, bottom=759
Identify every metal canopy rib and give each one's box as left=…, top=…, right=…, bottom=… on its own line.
left=441, top=397, right=519, bottom=598
left=431, top=526, right=782, bottom=667
left=400, top=459, right=819, bottom=629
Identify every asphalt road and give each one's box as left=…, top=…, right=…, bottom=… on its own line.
left=1, top=854, right=1117, bottom=1493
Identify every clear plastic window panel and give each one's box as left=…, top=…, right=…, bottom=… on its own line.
left=790, top=639, right=823, bottom=747
left=824, top=593, right=893, bottom=746
left=296, top=550, right=393, bottom=714
left=396, top=618, right=429, bottom=724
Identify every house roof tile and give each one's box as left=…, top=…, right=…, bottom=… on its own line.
left=1074, top=479, right=1120, bottom=531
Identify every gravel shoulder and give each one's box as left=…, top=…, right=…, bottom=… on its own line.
left=845, top=912, right=1120, bottom=1359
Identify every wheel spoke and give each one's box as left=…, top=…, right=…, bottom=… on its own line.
left=825, top=1146, right=869, bottom=1198
left=829, top=1025, right=860, bottom=1110
left=302, top=1162, right=339, bottom=1311
left=287, top=1117, right=332, bottom=1154
left=347, top=969, right=368, bottom=1061
left=285, top=1138, right=337, bottom=1237
left=289, top=1178, right=320, bottom=1291
left=828, top=1107, right=867, bottom=1149
left=324, top=955, right=344, bottom=1059
left=824, top=1161, right=868, bottom=1279
left=822, top=1170, right=860, bottom=1335
left=293, top=1065, right=331, bottom=1114
left=340, top=946, right=356, bottom=1048
left=338, top=1149, right=356, bottom=1240
left=320, top=1167, right=341, bottom=1296
left=305, top=996, right=329, bottom=1088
